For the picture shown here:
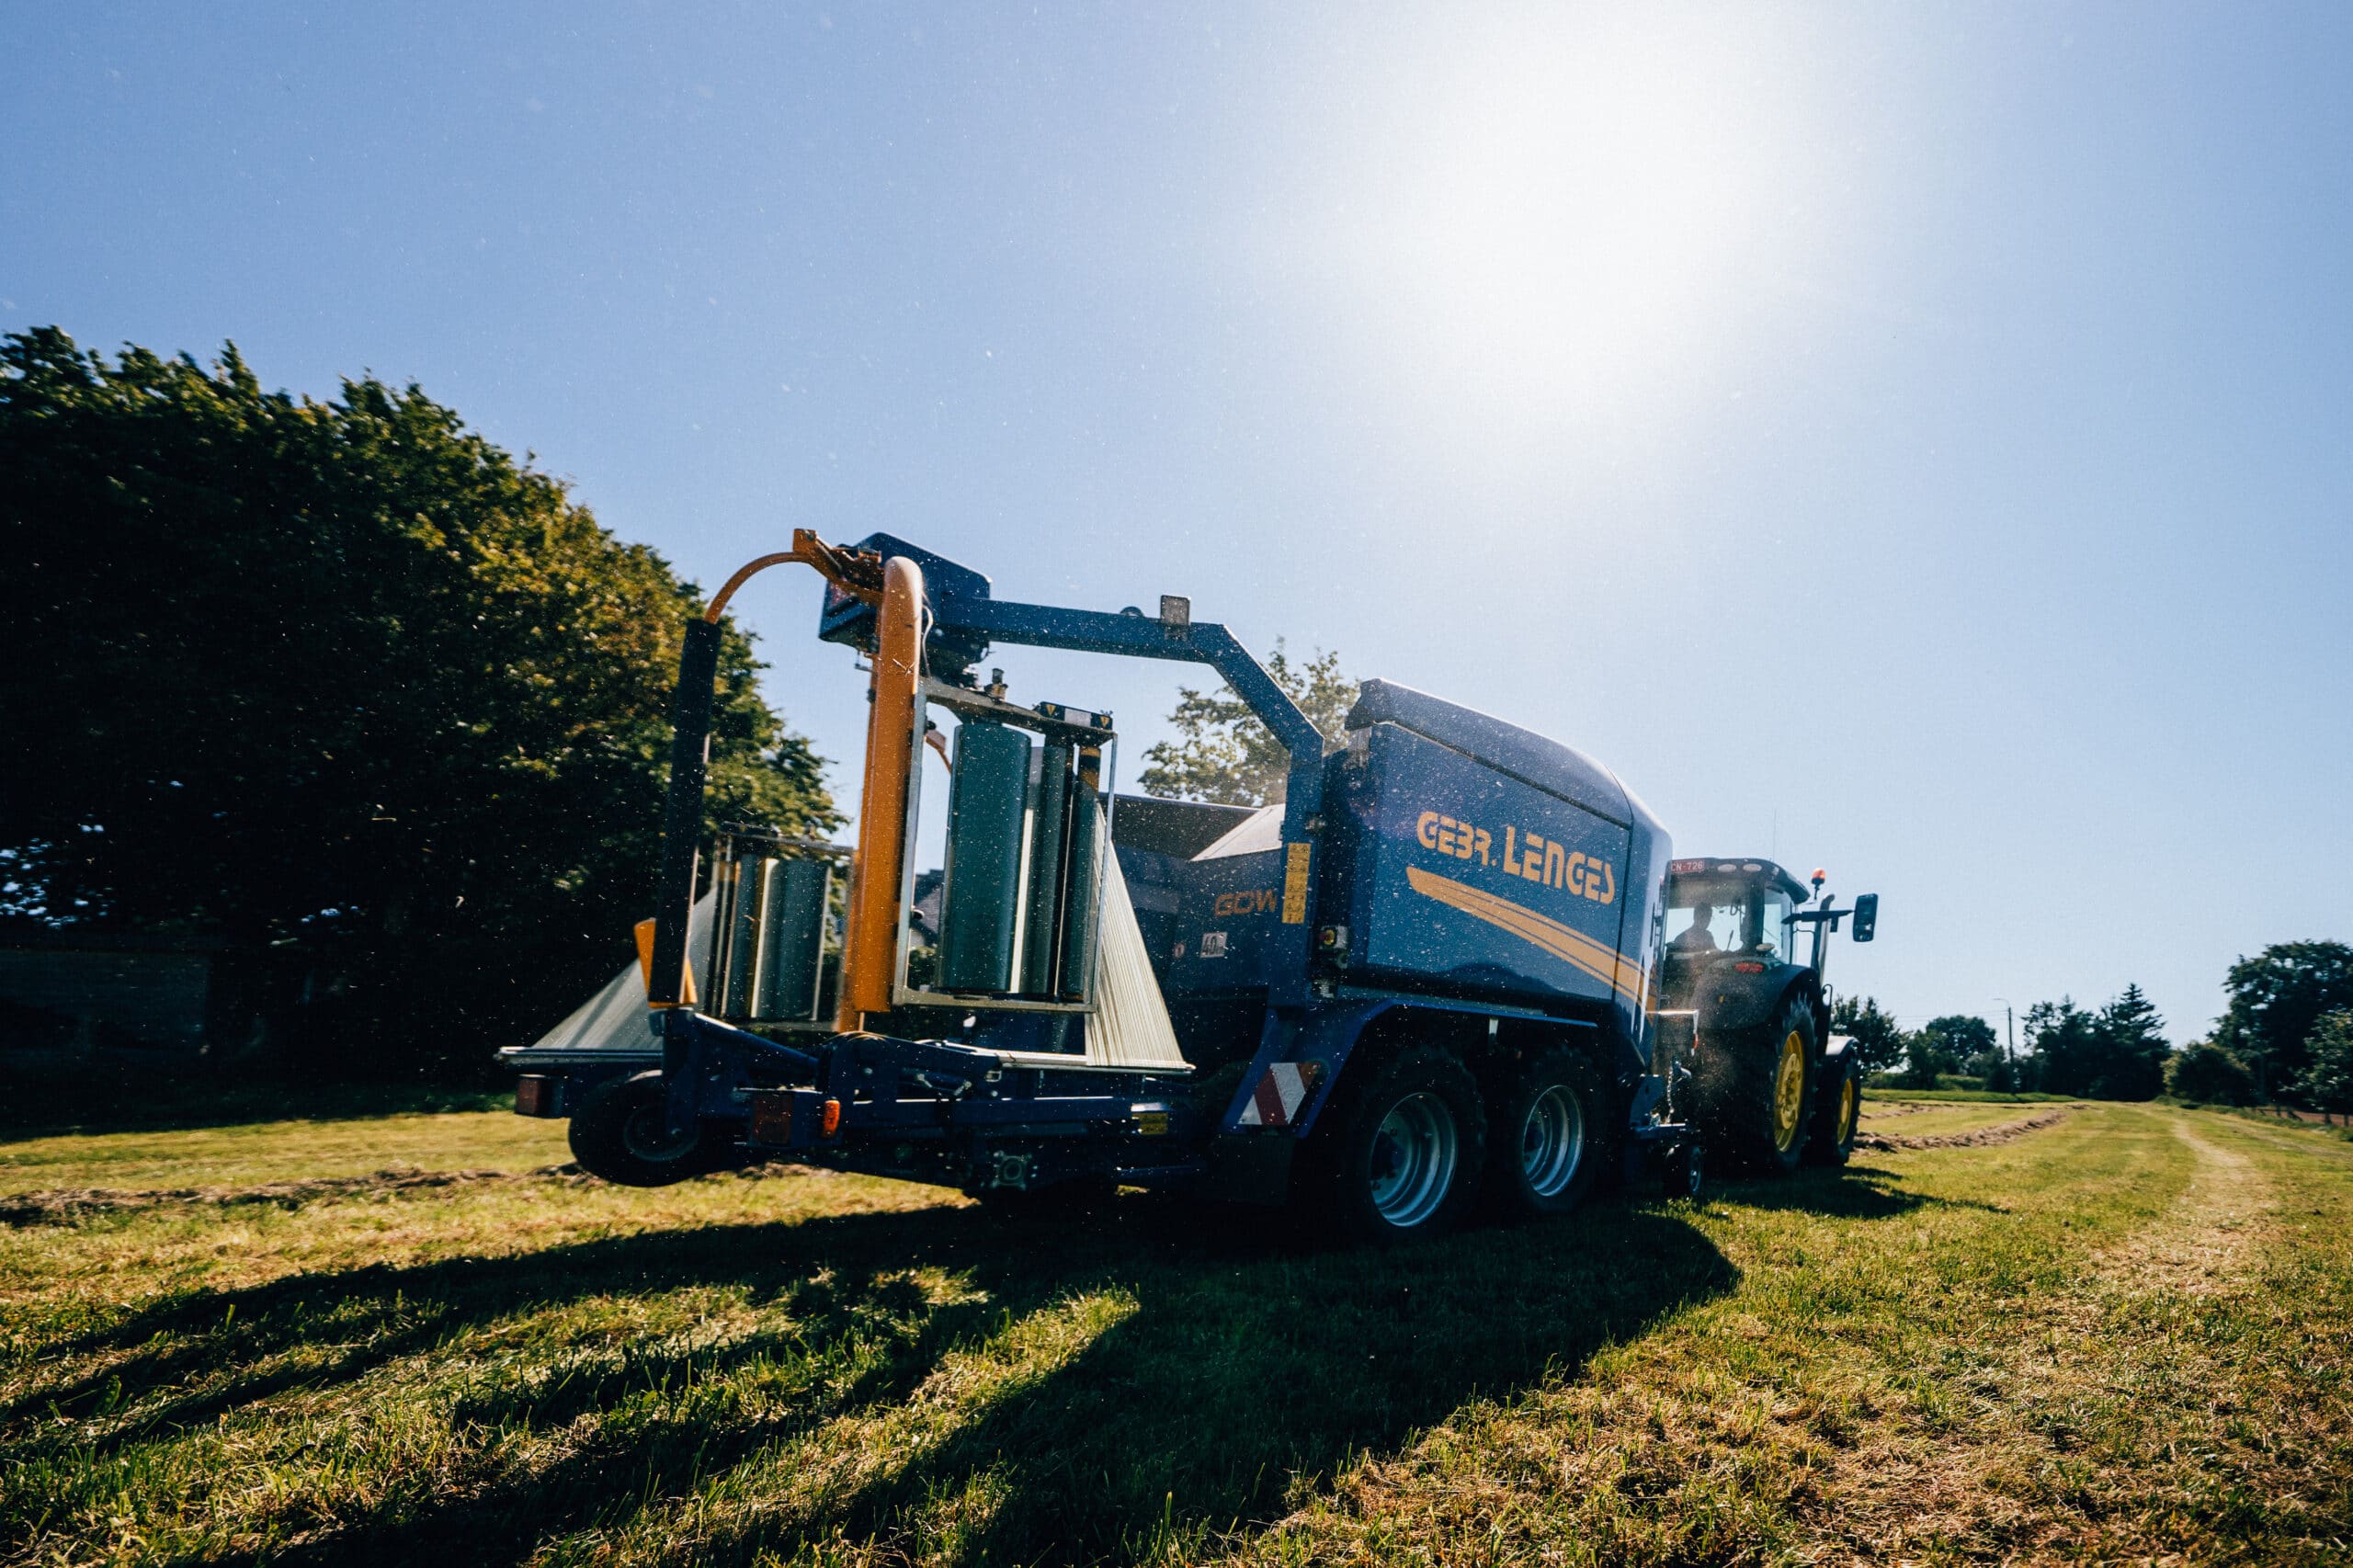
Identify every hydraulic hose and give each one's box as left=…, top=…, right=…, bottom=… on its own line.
left=646, top=619, right=722, bottom=1007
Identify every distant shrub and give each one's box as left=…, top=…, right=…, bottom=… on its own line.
left=2165, top=1041, right=2256, bottom=1107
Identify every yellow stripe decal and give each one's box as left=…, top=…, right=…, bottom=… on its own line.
left=1404, top=864, right=1643, bottom=1004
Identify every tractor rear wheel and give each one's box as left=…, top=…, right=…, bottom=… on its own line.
left=1696, top=995, right=1818, bottom=1174
left=1308, top=1047, right=1486, bottom=1244
left=1803, top=1051, right=1862, bottom=1166
left=569, top=1071, right=714, bottom=1187
left=1488, top=1048, right=1610, bottom=1219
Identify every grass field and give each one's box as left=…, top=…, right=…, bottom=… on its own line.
left=3, top=1092, right=2349, bottom=1565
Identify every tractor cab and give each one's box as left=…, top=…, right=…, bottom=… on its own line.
left=1657, top=858, right=1814, bottom=1009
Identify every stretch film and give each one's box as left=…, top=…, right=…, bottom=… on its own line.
left=1084, top=852, right=1188, bottom=1070
left=938, top=722, right=1031, bottom=992
left=1056, top=760, right=1104, bottom=1001
left=1019, top=739, right=1073, bottom=994
left=755, top=858, right=830, bottom=1020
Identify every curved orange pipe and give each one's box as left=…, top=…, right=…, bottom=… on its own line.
left=836, top=555, right=924, bottom=1027
left=703, top=528, right=883, bottom=624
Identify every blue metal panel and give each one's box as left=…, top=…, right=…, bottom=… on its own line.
left=1333, top=724, right=1637, bottom=1014
left=820, top=533, right=995, bottom=676
left=1614, top=811, right=1675, bottom=1067
left=1346, top=679, right=1631, bottom=827
left=1159, top=847, right=1289, bottom=994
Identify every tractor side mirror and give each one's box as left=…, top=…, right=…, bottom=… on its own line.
left=1850, top=893, right=1879, bottom=943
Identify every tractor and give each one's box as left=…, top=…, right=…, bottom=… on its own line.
left=1654, top=858, right=1880, bottom=1172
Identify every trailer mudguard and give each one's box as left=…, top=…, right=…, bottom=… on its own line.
left=1217, top=994, right=1611, bottom=1141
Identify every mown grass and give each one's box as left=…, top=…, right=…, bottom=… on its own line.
left=3, top=1096, right=2348, bottom=1564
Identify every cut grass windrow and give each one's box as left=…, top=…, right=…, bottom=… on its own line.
left=1854, top=1107, right=2077, bottom=1152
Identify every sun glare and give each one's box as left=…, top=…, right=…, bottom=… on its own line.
left=1273, top=11, right=1828, bottom=451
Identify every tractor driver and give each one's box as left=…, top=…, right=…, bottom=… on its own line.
left=1672, top=903, right=1727, bottom=954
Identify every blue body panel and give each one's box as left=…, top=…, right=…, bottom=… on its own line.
left=1345, top=679, right=1631, bottom=826
left=1161, top=847, right=1290, bottom=994
left=1328, top=723, right=1635, bottom=1015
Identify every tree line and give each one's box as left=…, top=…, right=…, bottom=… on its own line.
left=1835, top=940, right=2353, bottom=1109
left=0, top=330, right=836, bottom=1074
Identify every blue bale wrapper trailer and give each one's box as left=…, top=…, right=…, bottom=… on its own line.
left=504, top=532, right=1873, bottom=1238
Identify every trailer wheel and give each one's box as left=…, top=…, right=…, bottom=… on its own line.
left=1488, top=1049, right=1609, bottom=1219
left=1696, top=995, right=1817, bottom=1175
left=568, top=1071, right=710, bottom=1187
left=1664, top=1140, right=1705, bottom=1200
left=1803, top=1051, right=1862, bottom=1166
left=1313, top=1048, right=1485, bottom=1243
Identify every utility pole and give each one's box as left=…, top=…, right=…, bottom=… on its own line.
left=1994, top=997, right=2015, bottom=1063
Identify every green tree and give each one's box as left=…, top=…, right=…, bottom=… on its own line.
left=2296, top=1011, right=2353, bottom=1122
left=2165, top=1041, right=2256, bottom=1106
left=2212, top=941, right=2353, bottom=1103
left=1893, top=1033, right=1944, bottom=1089
left=1138, top=642, right=1356, bottom=806
left=1830, top=994, right=1905, bottom=1074
left=2021, top=997, right=2101, bottom=1096
left=0, top=328, right=835, bottom=1071
left=2094, top=983, right=2171, bottom=1100
left=1918, top=1015, right=1997, bottom=1065
left=2021, top=986, right=2169, bottom=1100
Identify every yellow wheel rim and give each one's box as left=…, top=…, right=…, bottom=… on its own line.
left=1837, top=1076, right=1859, bottom=1143
left=1772, top=1030, right=1808, bottom=1151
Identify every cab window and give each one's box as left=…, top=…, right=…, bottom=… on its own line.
left=1759, top=890, right=1795, bottom=962
left=1663, top=886, right=1747, bottom=957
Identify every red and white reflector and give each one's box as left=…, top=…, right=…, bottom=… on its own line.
left=1238, top=1061, right=1325, bottom=1128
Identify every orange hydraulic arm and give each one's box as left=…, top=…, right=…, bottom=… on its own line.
left=835, top=556, right=925, bottom=1028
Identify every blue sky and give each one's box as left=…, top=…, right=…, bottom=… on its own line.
left=6, top=3, right=2348, bottom=1044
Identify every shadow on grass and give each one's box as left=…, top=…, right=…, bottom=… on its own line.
left=1706, top=1166, right=2011, bottom=1221
left=10, top=1189, right=1749, bottom=1568
left=0, top=1074, right=507, bottom=1142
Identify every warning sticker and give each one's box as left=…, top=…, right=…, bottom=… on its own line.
left=1281, top=842, right=1312, bottom=925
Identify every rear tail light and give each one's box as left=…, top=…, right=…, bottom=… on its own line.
left=514, top=1075, right=560, bottom=1118
left=821, top=1098, right=843, bottom=1138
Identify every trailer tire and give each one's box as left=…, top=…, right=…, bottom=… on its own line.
left=1803, top=1050, right=1862, bottom=1166
left=1309, top=1048, right=1485, bottom=1244
left=568, top=1071, right=712, bottom=1187
left=1664, top=1140, right=1705, bottom=1200
left=1696, top=995, right=1817, bottom=1175
left=1488, top=1048, right=1610, bottom=1219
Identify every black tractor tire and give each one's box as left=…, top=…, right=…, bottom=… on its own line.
left=1694, top=994, right=1818, bottom=1175
left=1304, top=1047, right=1486, bottom=1244
left=568, top=1071, right=716, bottom=1187
left=1803, top=1050, right=1863, bottom=1166
left=1486, top=1048, right=1612, bottom=1219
